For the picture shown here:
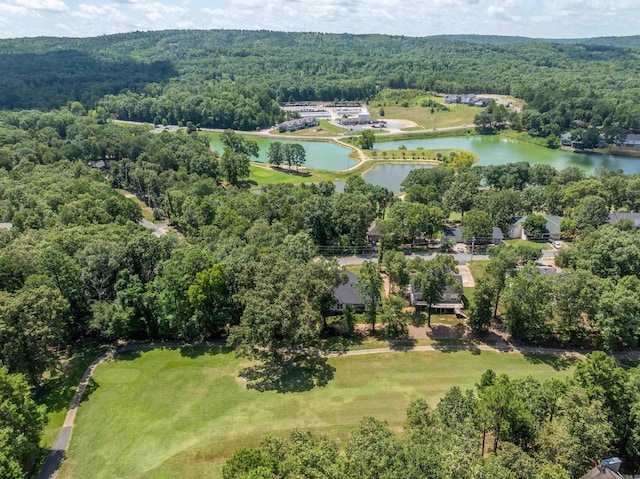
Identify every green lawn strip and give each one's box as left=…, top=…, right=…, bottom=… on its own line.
left=36, top=345, right=108, bottom=449
left=58, top=347, right=576, bottom=479
left=463, top=286, right=475, bottom=310
left=248, top=164, right=321, bottom=185
left=368, top=104, right=477, bottom=129
left=268, top=120, right=350, bottom=138
left=367, top=148, right=472, bottom=162
left=504, top=239, right=553, bottom=250
left=115, top=189, right=157, bottom=223
left=467, top=260, right=490, bottom=283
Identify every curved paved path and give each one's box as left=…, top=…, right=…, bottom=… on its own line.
left=37, top=340, right=640, bottom=479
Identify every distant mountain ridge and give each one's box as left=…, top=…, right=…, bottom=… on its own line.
left=435, top=34, right=640, bottom=48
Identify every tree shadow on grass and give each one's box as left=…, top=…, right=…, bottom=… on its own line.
left=178, top=345, right=233, bottom=358
left=239, top=354, right=335, bottom=393
left=525, top=353, right=579, bottom=371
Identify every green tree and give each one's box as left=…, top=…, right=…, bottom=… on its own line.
left=503, top=264, right=551, bottom=341
left=0, top=286, right=69, bottom=384
left=485, top=247, right=519, bottom=319
left=267, top=141, right=283, bottom=167
left=538, top=386, right=614, bottom=478
left=551, top=270, right=601, bottom=344
left=469, top=281, right=494, bottom=334
left=462, top=209, right=493, bottom=243
left=380, top=295, right=408, bottom=338
left=186, top=264, right=231, bottom=338
left=523, top=214, right=547, bottom=239
left=359, top=129, right=375, bottom=150
left=290, top=143, right=306, bottom=171
left=344, top=417, right=402, bottom=479
left=356, top=261, right=383, bottom=333
left=0, top=365, right=46, bottom=478
left=381, top=249, right=409, bottom=295
left=412, top=254, right=459, bottom=327
left=573, top=195, right=609, bottom=230
left=444, top=170, right=480, bottom=217
left=221, top=150, right=251, bottom=185
left=219, top=129, right=259, bottom=185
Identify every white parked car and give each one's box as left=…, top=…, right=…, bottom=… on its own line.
left=552, top=241, right=562, bottom=249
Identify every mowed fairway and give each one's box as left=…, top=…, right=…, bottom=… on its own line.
left=58, top=347, right=577, bottom=479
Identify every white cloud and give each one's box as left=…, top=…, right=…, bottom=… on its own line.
left=15, top=0, right=68, bottom=12
left=1, top=0, right=640, bottom=40
left=0, top=2, right=28, bottom=14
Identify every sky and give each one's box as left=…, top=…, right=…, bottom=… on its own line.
left=1, top=0, right=640, bottom=40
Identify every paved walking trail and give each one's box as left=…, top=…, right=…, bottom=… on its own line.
left=37, top=340, right=640, bottom=479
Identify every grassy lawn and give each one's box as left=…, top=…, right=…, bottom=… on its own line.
left=269, top=120, right=350, bottom=138
left=37, top=347, right=108, bottom=452
left=116, top=189, right=157, bottom=223
left=58, top=347, right=577, bottom=479
left=504, top=239, right=553, bottom=250
left=248, top=164, right=322, bottom=186
left=369, top=105, right=477, bottom=129
left=368, top=148, right=469, bottom=162
left=468, top=260, right=490, bottom=284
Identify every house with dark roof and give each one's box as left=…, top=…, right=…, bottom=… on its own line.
left=367, top=221, right=382, bottom=244
left=443, top=226, right=504, bottom=245
left=616, top=133, right=640, bottom=149
left=333, top=270, right=366, bottom=313
left=409, top=272, right=463, bottom=314
left=609, top=212, right=640, bottom=229
left=509, top=215, right=563, bottom=241
left=580, top=458, right=623, bottom=479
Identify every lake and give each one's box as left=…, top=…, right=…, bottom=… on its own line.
left=363, top=135, right=640, bottom=192
left=209, top=134, right=357, bottom=171
left=213, top=133, right=640, bottom=193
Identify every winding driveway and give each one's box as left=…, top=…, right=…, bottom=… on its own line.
left=37, top=340, right=640, bottom=479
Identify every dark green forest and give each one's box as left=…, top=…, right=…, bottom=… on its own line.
left=2, top=30, right=640, bottom=478
left=2, top=30, right=640, bottom=134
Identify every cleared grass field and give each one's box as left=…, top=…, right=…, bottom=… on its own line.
left=248, top=164, right=321, bottom=185
left=269, top=120, right=350, bottom=138
left=369, top=105, right=477, bottom=129
left=58, top=347, right=576, bottom=479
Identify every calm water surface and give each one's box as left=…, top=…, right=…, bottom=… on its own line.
left=210, top=134, right=356, bottom=171
left=364, top=136, right=640, bottom=192
left=214, top=134, right=640, bottom=193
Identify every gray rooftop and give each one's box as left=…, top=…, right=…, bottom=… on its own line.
left=0, top=223, right=12, bottom=230
left=333, top=270, right=364, bottom=306
left=609, top=212, right=640, bottom=228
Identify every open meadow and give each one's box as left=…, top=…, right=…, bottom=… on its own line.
left=57, top=347, right=577, bottom=479
left=369, top=105, right=477, bottom=129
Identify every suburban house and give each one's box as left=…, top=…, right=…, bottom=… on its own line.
left=367, top=221, right=382, bottom=244
left=443, top=226, right=504, bottom=245
left=580, top=458, right=623, bottom=479
left=510, top=215, right=563, bottom=241
left=443, top=94, right=492, bottom=107
left=0, top=223, right=12, bottom=230
left=561, top=133, right=573, bottom=146
left=616, top=133, right=640, bottom=149
left=515, top=263, right=558, bottom=277
left=608, top=212, right=640, bottom=229
left=408, top=272, right=463, bottom=314
left=333, top=270, right=366, bottom=313
left=277, top=117, right=319, bottom=132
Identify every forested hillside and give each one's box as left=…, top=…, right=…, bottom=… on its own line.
left=2, top=30, right=640, bottom=133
